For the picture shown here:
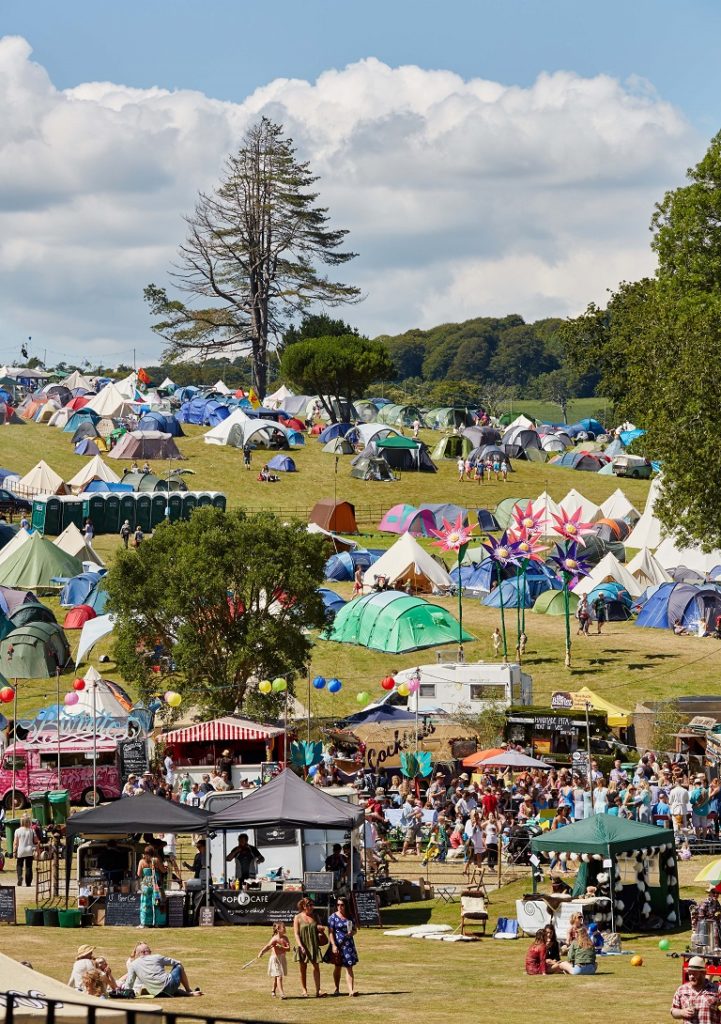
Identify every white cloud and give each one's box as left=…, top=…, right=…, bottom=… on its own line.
left=0, top=38, right=700, bottom=363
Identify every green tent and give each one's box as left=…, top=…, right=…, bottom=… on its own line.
left=494, top=497, right=533, bottom=530
left=374, top=436, right=420, bottom=450
left=324, top=591, right=473, bottom=653
left=0, top=621, right=71, bottom=678
left=431, top=435, right=473, bottom=461
left=0, top=532, right=83, bottom=592
left=533, top=590, right=579, bottom=616
left=322, top=437, right=354, bottom=455
left=531, top=813, right=679, bottom=929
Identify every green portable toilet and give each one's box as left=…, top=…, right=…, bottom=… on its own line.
left=82, top=494, right=106, bottom=535
left=211, top=493, right=227, bottom=512
left=48, top=789, right=70, bottom=824
left=181, top=493, right=198, bottom=519
left=119, top=493, right=136, bottom=531
left=31, top=496, right=62, bottom=535
left=135, top=494, right=152, bottom=533
left=104, top=493, right=121, bottom=534
left=167, top=493, right=183, bottom=523
left=196, top=491, right=212, bottom=509
left=150, top=493, right=168, bottom=528
left=60, top=496, right=84, bottom=531
left=29, top=790, right=50, bottom=826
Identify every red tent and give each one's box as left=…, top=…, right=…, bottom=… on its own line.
left=66, top=395, right=90, bottom=411
left=279, top=416, right=305, bottom=431
left=64, top=604, right=97, bottom=629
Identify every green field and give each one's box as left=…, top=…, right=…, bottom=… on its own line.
left=1, top=419, right=720, bottom=722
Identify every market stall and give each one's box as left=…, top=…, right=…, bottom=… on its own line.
left=206, top=769, right=364, bottom=924
left=64, top=792, right=210, bottom=924
left=160, top=716, right=285, bottom=784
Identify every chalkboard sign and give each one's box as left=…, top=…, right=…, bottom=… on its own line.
left=105, top=892, right=141, bottom=926
left=0, top=885, right=16, bottom=924
left=303, top=872, right=334, bottom=893
left=352, top=890, right=381, bottom=928
left=166, top=893, right=186, bottom=928
left=199, top=906, right=215, bottom=927
left=118, top=739, right=148, bottom=783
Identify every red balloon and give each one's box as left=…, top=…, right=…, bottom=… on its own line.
left=0, top=687, right=15, bottom=704
left=380, top=676, right=395, bottom=691
left=72, top=678, right=86, bottom=692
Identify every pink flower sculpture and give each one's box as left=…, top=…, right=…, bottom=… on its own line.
left=430, top=515, right=476, bottom=552
left=550, top=507, right=595, bottom=547
left=511, top=501, right=546, bottom=536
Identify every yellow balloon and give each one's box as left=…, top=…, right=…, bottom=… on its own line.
left=165, top=690, right=182, bottom=708
left=258, top=679, right=272, bottom=694
left=396, top=683, right=410, bottom=697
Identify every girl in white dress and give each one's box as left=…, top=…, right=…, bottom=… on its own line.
left=257, top=923, right=290, bottom=999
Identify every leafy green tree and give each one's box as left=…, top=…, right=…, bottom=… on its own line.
left=105, top=508, right=328, bottom=718
left=280, top=334, right=394, bottom=421
left=144, top=118, right=360, bottom=398
left=534, top=368, right=577, bottom=423
left=283, top=314, right=358, bottom=348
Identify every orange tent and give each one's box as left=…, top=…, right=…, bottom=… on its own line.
left=462, top=746, right=506, bottom=768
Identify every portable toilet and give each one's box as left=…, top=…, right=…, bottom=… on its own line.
left=182, top=493, right=198, bottom=519
left=82, top=494, right=107, bottom=535
left=167, top=493, right=183, bottom=523
left=31, top=496, right=62, bottom=535
left=104, top=493, right=121, bottom=534
left=150, top=493, right=168, bottom=528
left=211, top=492, right=227, bottom=512
left=135, top=493, right=153, bottom=534
left=59, top=496, right=85, bottom=531
left=196, top=491, right=213, bottom=508
left=118, top=493, right=137, bottom=531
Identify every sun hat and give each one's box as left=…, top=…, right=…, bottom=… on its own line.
left=460, top=773, right=469, bottom=781
left=77, top=944, right=95, bottom=958
left=687, top=956, right=707, bottom=972
left=222, top=749, right=231, bottom=756
left=375, top=787, right=385, bottom=796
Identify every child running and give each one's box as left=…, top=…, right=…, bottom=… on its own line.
left=257, top=922, right=290, bottom=999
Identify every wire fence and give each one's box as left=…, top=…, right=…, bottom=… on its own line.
left=1, top=991, right=275, bottom=1024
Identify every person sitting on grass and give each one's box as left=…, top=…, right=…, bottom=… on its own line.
left=555, top=926, right=597, bottom=975
left=525, top=929, right=549, bottom=975
left=122, top=943, right=202, bottom=998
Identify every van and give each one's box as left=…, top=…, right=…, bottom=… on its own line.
left=0, top=741, right=122, bottom=809
left=613, top=455, right=652, bottom=479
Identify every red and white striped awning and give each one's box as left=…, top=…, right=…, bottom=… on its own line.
left=164, top=717, right=284, bottom=745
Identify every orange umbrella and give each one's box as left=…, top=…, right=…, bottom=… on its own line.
left=462, top=747, right=506, bottom=768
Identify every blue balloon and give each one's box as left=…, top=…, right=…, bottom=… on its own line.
left=308, top=764, right=318, bottom=776
left=328, top=678, right=342, bottom=694
left=312, top=676, right=326, bottom=690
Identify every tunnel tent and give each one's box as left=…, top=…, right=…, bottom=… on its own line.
left=324, top=590, right=472, bottom=653
left=137, top=411, right=185, bottom=437
left=432, top=434, right=473, bottom=461
left=324, top=549, right=380, bottom=582
left=425, top=407, right=474, bottom=430
left=635, top=582, right=721, bottom=631
left=106, top=430, right=185, bottom=460
left=375, top=403, right=424, bottom=427
left=0, top=620, right=71, bottom=678
left=227, top=419, right=295, bottom=450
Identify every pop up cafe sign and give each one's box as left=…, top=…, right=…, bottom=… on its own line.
left=19, top=705, right=153, bottom=745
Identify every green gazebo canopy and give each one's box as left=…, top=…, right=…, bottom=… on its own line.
left=531, top=813, right=675, bottom=857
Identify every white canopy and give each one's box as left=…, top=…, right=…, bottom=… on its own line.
left=203, top=408, right=249, bottom=445
left=54, top=522, right=104, bottom=567
left=626, top=547, right=673, bottom=588
left=654, top=538, right=721, bottom=576
left=361, top=532, right=452, bottom=592
left=600, top=488, right=639, bottom=522
left=15, top=460, right=66, bottom=495
left=625, top=474, right=663, bottom=549
left=559, top=488, right=602, bottom=523
left=86, top=382, right=134, bottom=418
left=60, top=369, right=95, bottom=392
left=66, top=454, right=120, bottom=492
left=75, top=614, right=115, bottom=665
left=573, top=551, right=644, bottom=598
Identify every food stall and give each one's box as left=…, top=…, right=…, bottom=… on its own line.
left=160, top=717, right=285, bottom=786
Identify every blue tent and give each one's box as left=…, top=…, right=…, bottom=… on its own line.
left=318, top=423, right=352, bottom=443
left=483, top=572, right=559, bottom=608
left=566, top=418, right=605, bottom=438
left=86, top=578, right=109, bottom=614
left=138, top=412, right=185, bottom=437
left=620, top=428, right=645, bottom=446
left=587, top=582, right=632, bottom=607
left=635, top=582, right=721, bottom=630
left=74, top=439, right=101, bottom=456
left=0, top=469, right=16, bottom=484
left=550, top=451, right=604, bottom=471
left=0, top=523, right=19, bottom=550
left=204, top=401, right=231, bottom=427
left=82, top=480, right=133, bottom=493
left=175, top=386, right=199, bottom=403
left=450, top=558, right=516, bottom=593
left=324, top=549, right=381, bottom=582
left=60, top=571, right=105, bottom=608
left=318, top=587, right=347, bottom=620
left=64, top=410, right=100, bottom=433
left=477, top=508, right=501, bottom=532
left=267, top=455, right=296, bottom=472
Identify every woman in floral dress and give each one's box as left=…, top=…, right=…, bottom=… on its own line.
left=327, top=897, right=359, bottom=996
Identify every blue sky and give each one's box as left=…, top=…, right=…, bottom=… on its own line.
left=0, top=2, right=715, bottom=364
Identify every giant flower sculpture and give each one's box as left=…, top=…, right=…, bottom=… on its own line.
left=550, top=507, right=595, bottom=547
left=507, top=520, right=547, bottom=656
left=507, top=529, right=546, bottom=563
left=511, top=501, right=546, bottom=537
left=548, top=541, right=592, bottom=668
left=480, top=531, right=522, bottom=662
left=430, top=514, right=476, bottom=641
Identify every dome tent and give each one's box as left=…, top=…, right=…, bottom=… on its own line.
left=324, top=549, right=381, bottom=582
left=533, top=589, right=580, bottom=616
left=267, top=454, right=296, bottom=472
left=322, top=437, right=354, bottom=455
left=372, top=437, right=436, bottom=472
left=376, top=403, right=424, bottom=427
left=425, top=407, right=474, bottom=430
left=324, top=591, right=472, bottom=654
left=350, top=454, right=395, bottom=481
left=635, top=582, right=721, bottom=631
left=378, top=504, right=436, bottom=537
left=9, top=600, right=57, bottom=628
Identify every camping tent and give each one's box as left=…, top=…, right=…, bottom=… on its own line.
left=309, top=499, right=357, bottom=534
left=60, top=570, right=105, bottom=607
left=376, top=403, right=423, bottom=427
left=106, top=431, right=184, bottom=460
left=373, top=437, right=436, bottom=472
left=324, top=550, right=380, bottom=582
left=9, top=601, right=56, bottom=629
left=0, top=532, right=82, bottom=591
left=209, top=768, right=364, bottom=829
left=654, top=537, right=721, bottom=577
left=0, top=621, right=71, bottom=677
left=85, top=382, right=134, bottom=418
left=361, top=532, right=452, bottom=593
left=531, top=814, right=679, bottom=930
left=267, top=454, right=296, bottom=472
left=425, top=407, right=473, bottom=430
left=431, top=434, right=473, bottom=461
left=15, top=460, right=67, bottom=496
left=572, top=552, right=644, bottom=599
left=322, top=437, right=354, bottom=455
left=265, top=384, right=295, bottom=409
left=533, top=588, right=579, bottom=616
left=0, top=528, right=30, bottom=570
left=325, top=590, right=472, bottom=653
left=635, top=582, right=721, bottom=630
left=626, top=474, right=663, bottom=549
left=494, top=497, right=532, bottom=530
left=54, top=523, right=104, bottom=567
left=66, top=454, right=120, bottom=493
left=378, top=504, right=436, bottom=537
left=531, top=492, right=561, bottom=527
left=346, top=422, right=402, bottom=447
left=600, top=488, right=639, bottom=522
left=627, top=548, right=673, bottom=588
left=559, top=489, right=602, bottom=523
left=350, top=454, right=395, bottom=481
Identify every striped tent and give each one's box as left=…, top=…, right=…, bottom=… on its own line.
left=163, top=717, right=284, bottom=744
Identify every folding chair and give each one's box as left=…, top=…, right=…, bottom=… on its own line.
left=493, top=917, right=519, bottom=939
left=465, top=866, right=490, bottom=901
left=435, top=885, right=458, bottom=904
left=460, top=892, right=488, bottom=935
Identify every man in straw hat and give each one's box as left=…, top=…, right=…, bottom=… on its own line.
left=671, top=956, right=720, bottom=1023
left=216, top=748, right=234, bottom=779
left=68, top=944, right=97, bottom=991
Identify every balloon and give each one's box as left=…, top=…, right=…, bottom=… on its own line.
left=312, top=676, right=326, bottom=690
left=356, top=690, right=370, bottom=705
left=630, top=955, right=643, bottom=967
left=0, top=687, right=14, bottom=704
left=328, top=678, right=342, bottom=694
left=658, top=939, right=671, bottom=951
left=408, top=679, right=420, bottom=694
left=272, top=677, right=287, bottom=693
left=308, top=764, right=318, bottom=777
left=396, top=682, right=410, bottom=697
left=258, top=680, right=272, bottom=695
left=165, top=691, right=182, bottom=708
left=72, top=678, right=86, bottom=692
left=380, top=675, right=395, bottom=691
left=64, top=692, right=79, bottom=706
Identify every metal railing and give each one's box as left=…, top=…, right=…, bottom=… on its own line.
left=2, top=992, right=275, bottom=1024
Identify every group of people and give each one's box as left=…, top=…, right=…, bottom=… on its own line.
left=457, top=455, right=509, bottom=482
left=576, top=592, right=608, bottom=634
left=68, top=941, right=202, bottom=999
left=525, top=917, right=600, bottom=976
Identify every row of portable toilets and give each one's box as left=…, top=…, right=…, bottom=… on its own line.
left=31, top=490, right=227, bottom=536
